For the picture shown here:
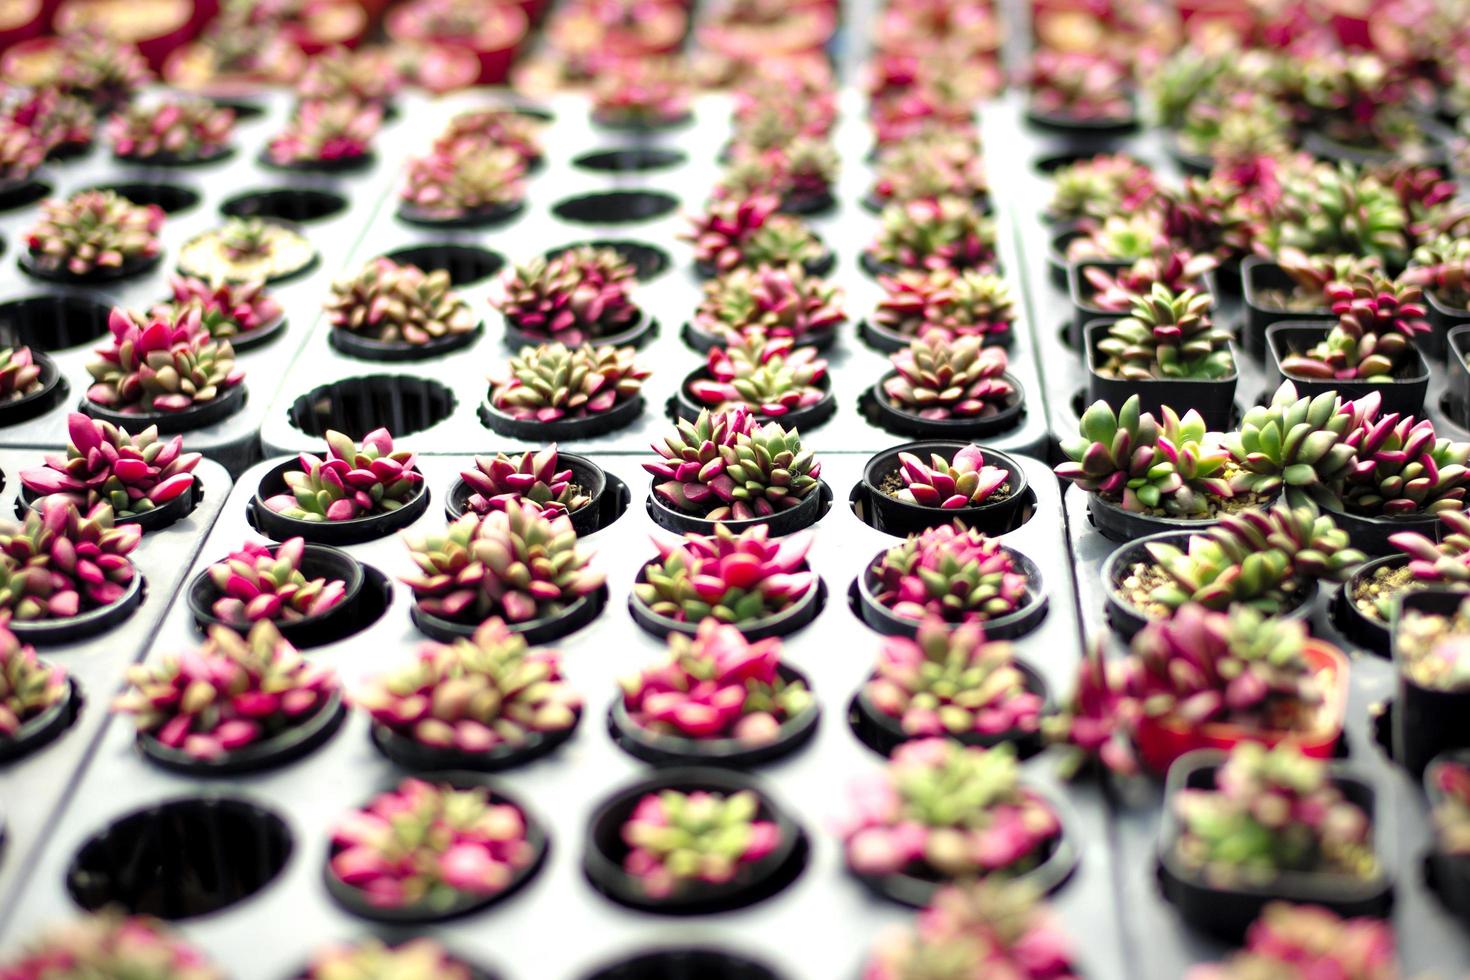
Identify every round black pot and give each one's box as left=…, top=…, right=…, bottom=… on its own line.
left=21, top=475, right=200, bottom=533
left=1324, top=504, right=1441, bottom=558
left=396, top=200, right=524, bottom=229
left=444, top=452, right=608, bottom=537
left=501, top=313, right=656, bottom=353
left=1331, top=554, right=1406, bottom=658
left=1240, top=258, right=1329, bottom=361
left=258, top=149, right=375, bottom=174
left=673, top=367, right=835, bottom=432
left=847, top=659, right=1049, bottom=759
left=681, top=320, right=837, bottom=355
left=248, top=458, right=431, bottom=546
left=329, top=322, right=483, bottom=362
left=1425, top=750, right=1470, bottom=928
left=113, top=145, right=234, bottom=168
left=859, top=443, right=1029, bottom=537
left=370, top=707, right=581, bottom=773
left=857, top=317, right=1013, bottom=355
left=324, top=775, right=547, bottom=924
left=479, top=394, right=643, bottom=441
left=186, top=542, right=365, bottom=649
left=1085, top=491, right=1224, bottom=543
left=854, top=547, right=1048, bottom=641
left=386, top=243, right=506, bottom=287
left=1156, top=751, right=1393, bottom=943
left=1024, top=104, right=1138, bottom=139
left=608, top=664, right=819, bottom=768
left=590, top=109, right=693, bottom=132
left=81, top=382, right=247, bottom=435
left=646, top=480, right=825, bottom=537
left=410, top=586, right=607, bottom=646
left=137, top=688, right=347, bottom=776
left=545, top=240, right=670, bottom=282
left=0, top=178, right=48, bottom=212
left=1393, top=591, right=1470, bottom=776
left=864, top=374, right=1026, bottom=441
left=580, top=949, right=784, bottom=980
left=222, top=313, right=288, bottom=352
left=628, top=567, right=822, bottom=642
left=848, top=785, right=1078, bottom=908
left=1085, top=320, right=1237, bottom=432
left=1047, top=223, right=1085, bottom=290
left=1448, top=325, right=1470, bottom=427
left=778, top=188, right=834, bottom=217
left=582, top=767, right=806, bottom=915
left=0, top=350, right=66, bottom=427
left=1267, top=322, right=1429, bottom=418
left=20, top=250, right=160, bottom=285
left=0, top=676, right=80, bottom=764
left=10, top=571, right=144, bottom=645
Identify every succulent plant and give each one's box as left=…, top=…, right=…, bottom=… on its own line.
left=1172, top=742, right=1376, bottom=885
left=842, top=739, right=1061, bottom=878
left=1265, top=162, right=1409, bottom=269
left=1432, top=760, right=1470, bottom=856
left=1269, top=250, right=1383, bottom=312
left=205, top=536, right=348, bottom=627
left=693, top=263, right=845, bottom=346
left=1066, top=212, right=1165, bottom=265
left=114, top=621, right=337, bottom=761
left=872, top=268, right=1015, bottom=344
left=882, top=335, right=1015, bottom=421
left=0, top=622, right=66, bottom=738
left=1043, top=639, right=1140, bottom=779
left=869, top=197, right=996, bottom=272
left=1221, top=382, right=1357, bottom=510
left=8, top=86, right=95, bottom=158
left=889, top=445, right=1011, bottom=509
left=1395, top=597, right=1470, bottom=692
left=1384, top=510, right=1470, bottom=598
left=494, top=246, right=639, bottom=345
left=0, top=118, right=46, bottom=183
left=688, top=335, right=826, bottom=418
left=107, top=99, right=234, bottom=162
left=872, top=522, right=1031, bottom=625
left=2, top=912, right=221, bottom=980
left=487, top=342, right=649, bottom=422
left=1279, top=275, right=1429, bottom=382
left=458, top=445, right=592, bottom=519
left=621, top=618, right=812, bottom=743
left=358, top=616, right=581, bottom=752
left=1369, top=162, right=1460, bottom=241
left=329, top=777, right=537, bottom=909
left=591, top=56, right=691, bottom=127
left=1159, top=176, right=1258, bottom=263
left=326, top=257, right=476, bottom=346
left=402, top=501, right=605, bottom=625
left=24, top=189, right=163, bottom=277
left=871, top=133, right=987, bottom=207
left=644, top=406, right=822, bottom=521
left=1336, top=395, right=1470, bottom=516
left=266, top=99, right=381, bottom=166
left=0, top=347, right=43, bottom=402
left=1178, top=90, right=1291, bottom=163
left=263, top=428, right=423, bottom=522
left=435, top=108, right=544, bottom=165
left=633, top=524, right=815, bottom=626
left=1046, top=153, right=1158, bottom=225
left=177, top=218, right=316, bottom=286
left=718, top=138, right=840, bottom=206
left=1188, top=902, right=1397, bottom=980
left=401, top=143, right=526, bottom=219
left=217, top=218, right=280, bottom=262
left=1028, top=50, right=1132, bottom=120
left=296, top=46, right=405, bottom=107
left=162, top=275, right=282, bottom=341
left=1138, top=505, right=1363, bottom=616
left=305, top=938, right=473, bottom=980
left=1406, top=233, right=1470, bottom=309
left=42, top=27, right=151, bottom=108
left=85, top=307, right=243, bottom=415
left=1082, top=252, right=1218, bottom=313
left=21, top=413, right=200, bottom=519
left=621, top=788, right=782, bottom=899
left=0, top=500, right=140, bottom=620
left=1094, top=285, right=1233, bottom=381
left=683, top=195, right=824, bottom=274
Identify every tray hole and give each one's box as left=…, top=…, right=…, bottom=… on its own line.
left=573, top=147, right=687, bottom=173
left=848, top=481, right=1037, bottom=534
left=287, top=375, right=456, bottom=439
left=544, top=239, right=669, bottom=280
left=383, top=243, right=505, bottom=286
left=66, top=797, right=291, bottom=920
left=0, top=294, right=112, bottom=350
left=0, top=180, right=50, bottom=211
left=583, top=950, right=785, bottom=980
left=222, top=188, right=347, bottom=223
left=552, top=190, right=678, bottom=225
left=87, top=182, right=199, bottom=215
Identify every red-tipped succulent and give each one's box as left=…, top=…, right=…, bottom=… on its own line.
left=21, top=413, right=200, bottom=519
left=0, top=622, right=68, bottom=739
left=688, top=335, right=827, bottom=418
left=871, top=522, right=1030, bottom=625
left=494, top=246, right=640, bottom=345
left=682, top=195, right=825, bottom=274
left=0, top=501, right=140, bottom=620
left=266, top=99, right=381, bottom=166
left=263, top=428, right=423, bottom=522
left=891, top=445, right=1010, bottom=508
left=458, top=445, right=592, bottom=519
left=107, top=99, right=235, bottom=162
left=205, top=537, right=348, bottom=627
left=162, top=275, right=282, bottom=340
left=85, top=307, right=243, bottom=414
left=621, top=788, right=782, bottom=899
left=633, top=524, right=815, bottom=626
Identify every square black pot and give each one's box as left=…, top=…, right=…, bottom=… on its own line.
left=1084, top=319, right=1237, bottom=431
left=1447, top=325, right=1470, bottom=427
left=1392, top=590, right=1470, bottom=777
left=1241, top=258, right=1329, bottom=361
left=1069, top=261, right=1222, bottom=353
left=1266, top=322, right=1429, bottom=418
left=1424, top=288, right=1470, bottom=362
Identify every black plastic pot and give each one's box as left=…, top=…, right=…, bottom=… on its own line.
left=19, top=250, right=161, bottom=285
left=287, top=375, right=455, bottom=440
left=21, top=475, right=200, bottom=533
left=1086, top=320, right=1237, bottom=432
left=628, top=566, right=822, bottom=642
left=1066, top=261, right=1129, bottom=349
left=0, top=676, right=79, bottom=764
left=580, top=949, right=785, bottom=980
left=646, top=479, right=825, bottom=537
left=1048, top=223, right=1085, bottom=289
left=1166, top=131, right=1214, bottom=175
left=81, top=382, right=248, bottom=435
left=87, top=182, right=200, bottom=215
left=9, top=571, right=145, bottom=645
left=589, top=110, right=693, bottom=132
left=186, top=542, right=366, bottom=649
left=324, top=774, right=548, bottom=924
left=682, top=320, right=837, bottom=355
left=859, top=251, right=997, bottom=281
left=370, top=707, right=582, bottom=773
left=329, top=321, right=483, bottom=362
left=501, top=313, right=656, bottom=352
left=1392, top=590, right=1470, bottom=776
left=410, top=586, right=607, bottom=646
left=1266, top=322, right=1430, bottom=418
left=1331, top=553, right=1419, bottom=658
left=248, top=458, right=431, bottom=545
left=572, top=146, right=687, bottom=173
left=444, top=452, right=609, bottom=537
left=137, top=689, right=347, bottom=776
left=552, top=191, right=680, bottom=226
left=479, top=394, right=643, bottom=441
left=0, top=294, right=112, bottom=351
left=1303, top=128, right=1447, bottom=170
left=778, top=188, right=834, bottom=217
left=1241, top=259, right=1330, bottom=361
left=854, top=546, right=1049, bottom=641
left=0, top=349, right=65, bottom=427
left=396, top=200, right=524, bottom=229
left=847, top=660, right=1049, bottom=759
left=857, top=316, right=1013, bottom=355
left=864, top=371, right=1026, bottom=441
left=1420, top=289, right=1469, bottom=362
left=673, top=367, right=835, bottom=432
left=608, top=664, right=820, bottom=768
left=113, top=146, right=234, bottom=167
left=257, top=149, right=375, bottom=174
left=1024, top=104, right=1138, bottom=140
left=1424, top=750, right=1470, bottom=928
left=1085, top=491, right=1224, bottom=543
left=1447, top=325, right=1470, bottom=427
left=859, top=443, right=1030, bottom=537
left=1324, top=503, right=1441, bottom=558
left=223, top=313, right=288, bottom=352
left=545, top=240, right=670, bottom=281
left=582, top=767, right=806, bottom=914
left=1156, top=751, right=1394, bottom=942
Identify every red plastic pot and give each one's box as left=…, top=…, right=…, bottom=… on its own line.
left=1134, top=639, right=1349, bottom=775
left=55, top=0, right=195, bottom=70
left=386, top=0, right=527, bottom=84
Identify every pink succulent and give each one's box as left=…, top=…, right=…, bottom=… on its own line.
left=21, top=413, right=200, bottom=519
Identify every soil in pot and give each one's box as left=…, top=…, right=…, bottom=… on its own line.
left=287, top=375, right=456, bottom=440
left=177, top=219, right=318, bottom=285
left=137, top=688, right=347, bottom=776
left=857, top=443, right=1031, bottom=537
left=1334, top=554, right=1417, bottom=657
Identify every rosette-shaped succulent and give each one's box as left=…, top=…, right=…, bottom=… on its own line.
left=688, top=335, right=826, bottom=418
left=621, top=619, right=812, bottom=743
left=633, top=524, right=815, bottom=626
left=591, top=56, right=691, bottom=127
left=1046, top=153, right=1159, bottom=225
left=1027, top=50, right=1131, bottom=120
left=487, top=342, right=649, bottom=422
left=889, top=445, right=1011, bottom=508
left=107, top=99, right=234, bottom=162
left=1266, top=162, right=1409, bottom=269
left=178, top=218, right=315, bottom=285
left=718, top=138, right=839, bottom=206
left=494, top=246, right=639, bottom=346
left=694, top=263, right=845, bottom=346
left=329, top=778, right=537, bottom=909
left=2, top=912, right=221, bottom=980
left=40, top=27, right=150, bottom=107
left=402, top=501, right=605, bottom=625
left=866, top=617, right=1043, bottom=739
left=0, top=347, right=43, bottom=402
left=1173, top=742, right=1377, bottom=883
left=842, top=740, right=1061, bottom=878
left=358, top=617, right=581, bottom=752
left=1396, top=597, right=1470, bottom=691
left=0, top=118, right=45, bottom=183
left=305, top=938, right=473, bottom=980
left=1066, top=212, right=1165, bottom=265
left=1159, top=176, right=1258, bottom=264
left=458, top=445, right=591, bottom=519
left=24, top=190, right=163, bottom=278
left=1280, top=275, right=1429, bottom=382
left=644, top=406, right=822, bottom=521
left=1095, top=285, right=1233, bottom=380
left=1222, top=383, right=1357, bottom=510
left=622, top=788, right=782, bottom=899
left=0, top=501, right=140, bottom=620
left=296, top=46, right=404, bottom=108
left=872, top=522, right=1030, bottom=625
left=401, top=143, right=525, bottom=220
left=8, top=86, right=94, bottom=157
left=1406, top=233, right=1470, bottom=309
left=0, top=623, right=67, bottom=738
left=205, top=537, right=348, bottom=627
left=1433, top=761, right=1470, bottom=856
left=21, top=413, right=200, bottom=519
left=1082, top=252, right=1218, bottom=313
left=883, top=335, right=1015, bottom=420
left=113, top=621, right=338, bottom=761
left=868, top=197, right=996, bottom=272
left=683, top=195, right=824, bottom=274
left=1337, top=397, right=1470, bottom=516
left=326, top=257, right=476, bottom=346
left=1044, top=639, right=1140, bottom=779
left=86, top=307, right=243, bottom=415
left=1383, top=511, right=1470, bottom=601
left=1267, top=251, right=1383, bottom=312
left=872, top=133, right=988, bottom=205
left=873, top=268, right=1015, bottom=343
left=435, top=108, right=543, bottom=164
left=266, top=99, right=381, bottom=166
left=162, top=276, right=281, bottom=340
left=1189, top=902, right=1396, bottom=980
left=263, top=428, right=423, bottom=522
